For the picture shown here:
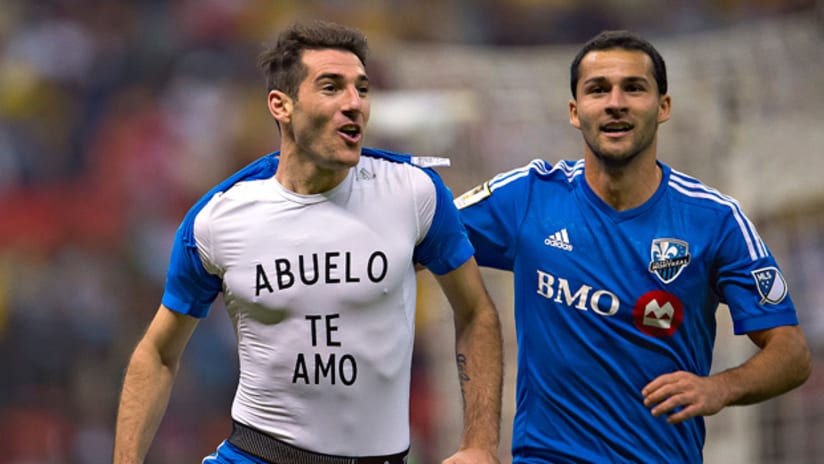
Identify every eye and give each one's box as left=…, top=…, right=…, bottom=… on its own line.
left=318, top=79, right=340, bottom=93
left=624, top=80, right=649, bottom=93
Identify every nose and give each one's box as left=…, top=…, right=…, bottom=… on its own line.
left=606, top=88, right=627, bottom=112
left=342, top=85, right=365, bottom=113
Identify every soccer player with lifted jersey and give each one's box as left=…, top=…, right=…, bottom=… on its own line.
left=114, top=20, right=503, bottom=464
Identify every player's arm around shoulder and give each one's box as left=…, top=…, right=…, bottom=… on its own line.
left=434, top=256, right=503, bottom=464
left=114, top=304, right=200, bottom=463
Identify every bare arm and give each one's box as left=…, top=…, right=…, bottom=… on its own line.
left=113, top=304, right=199, bottom=463
left=643, top=324, right=811, bottom=424
left=434, top=257, right=503, bottom=464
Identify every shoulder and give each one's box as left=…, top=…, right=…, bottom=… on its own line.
left=361, top=147, right=449, bottom=173
left=455, top=158, right=581, bottom=209
left=665, top=166, right=747, bottom=216
left=196, top=153, right=278, bottom=203
left=488, top=158, right=580, bottom=190
left=180, top=153, right=279, bottom=231
left=360, top=147, right=452, bottom=190
left=664, top=165, right=767, bottom=260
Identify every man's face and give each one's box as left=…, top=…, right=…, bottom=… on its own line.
left=285, top=48, right=370, bottom=170
left=569, top=48, right=670, bottom=167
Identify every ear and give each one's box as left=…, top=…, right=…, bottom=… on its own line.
left=569, top=98, right=581, bottom=129
left=268, top=90, right=293, bottom=125
left=657, top=94, right=672, bottom=124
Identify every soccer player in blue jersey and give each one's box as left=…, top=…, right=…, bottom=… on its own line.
left=456, top=30, right=811, bottom=463
left=114, top=20, right=503, bottom=464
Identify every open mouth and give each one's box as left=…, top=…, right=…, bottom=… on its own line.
left=601, top=122, right=633, bottom=133
left=338, top=124, right=362, bottom=142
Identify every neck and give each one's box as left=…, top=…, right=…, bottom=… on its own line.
left=275, top=150, right=350, bottom=195
left=584, top=154, right=662, bottom=212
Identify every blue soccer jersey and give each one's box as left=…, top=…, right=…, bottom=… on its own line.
left=456, top=159, right=799, bottom=463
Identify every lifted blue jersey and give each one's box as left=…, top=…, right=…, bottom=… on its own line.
left=161, top=147, right=472, bottom=456
left=456, top=159, right=798, bottom=463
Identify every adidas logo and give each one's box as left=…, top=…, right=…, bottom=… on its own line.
left=544, top=228, right=573, bottom=251
left=356, top=167, right=375, bottom=180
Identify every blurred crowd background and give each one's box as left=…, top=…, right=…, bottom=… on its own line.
left=1, top=1, right=822, bottom=463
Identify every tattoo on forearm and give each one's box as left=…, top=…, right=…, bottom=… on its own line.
left=456, top=353, right=471, bottom=383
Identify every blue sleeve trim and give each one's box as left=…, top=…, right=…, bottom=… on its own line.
left=360, top=146, right=413, bottom=163
left=732, top=311, right=799, bottom=335
left=413, top=168, right=475, bottom=275
left=161, top=224, right=222, bottom=318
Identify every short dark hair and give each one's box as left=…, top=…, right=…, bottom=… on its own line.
left=257, top=20, right=369, bottom=98
left=569, top=30, right=667, bottom=98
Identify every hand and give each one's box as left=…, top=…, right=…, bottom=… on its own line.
left=442, top=448, right=500, bottom=464
left=642, top=370, right=729, bottom=424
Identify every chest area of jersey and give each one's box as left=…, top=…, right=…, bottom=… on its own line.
left=217, top=197, right=417, bottom=306
left=517, top=200, right=710, bottom=336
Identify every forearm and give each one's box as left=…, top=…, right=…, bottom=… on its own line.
left=714, top=325, right=811, bottom=407
left=113, top=343, right=180, bottom=464
left=454, top=303, right=503, bottom=450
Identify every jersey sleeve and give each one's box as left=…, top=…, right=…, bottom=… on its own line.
left=160, top=153, right=279, bottom=318
left=713, top=207, right=799, bottom=334
left=412, top=167, right=474, bottom=275
left=454, top=162, right=537, bottom=271
left=160, top=204, right=223, bottom=318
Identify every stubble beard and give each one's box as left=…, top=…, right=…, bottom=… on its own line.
left=586, top=137, right=643, bottom=170
left=586, top=121, right=657, bottom=171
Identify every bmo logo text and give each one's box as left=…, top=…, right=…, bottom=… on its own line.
left=536, top=270, right=619, bottom=316
left=536, top=270, right=684, bottom=337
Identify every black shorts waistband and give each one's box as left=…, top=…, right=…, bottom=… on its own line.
left=228, top=420, right=409, bottom=464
